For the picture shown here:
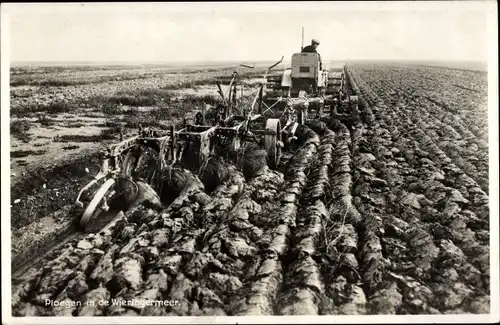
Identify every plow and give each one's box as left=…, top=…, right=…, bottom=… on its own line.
left=74, top=50, right=361, bottom=229
left=75, top=60, right=286, bottom=228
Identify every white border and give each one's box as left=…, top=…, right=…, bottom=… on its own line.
left=487, top=2, right=500, bottom=322
left=1, top=315, right=499, bottom=324
left=1, top=1, right=496, bottom=14
left=1, top=2, right=499, bottom=324
left=2, top=4, right=14, bottom=323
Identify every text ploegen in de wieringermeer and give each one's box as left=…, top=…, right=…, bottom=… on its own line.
left=45, top=298, right=180, bottom=308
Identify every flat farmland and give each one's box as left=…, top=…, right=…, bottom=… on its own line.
left=9, top=62, right=490, bottom=316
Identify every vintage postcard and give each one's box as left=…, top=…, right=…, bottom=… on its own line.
left=1, top=1, right=498, bottom=324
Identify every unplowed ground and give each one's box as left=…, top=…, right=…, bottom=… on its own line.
left=10, top=63, right=490, bottom=316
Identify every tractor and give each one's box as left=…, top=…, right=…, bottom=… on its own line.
left=261, top=29, right=359, bottom=127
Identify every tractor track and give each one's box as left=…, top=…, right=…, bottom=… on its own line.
left=11, top=65, right=490, bottom=316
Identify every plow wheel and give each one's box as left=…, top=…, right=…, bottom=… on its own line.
left=80, top=178, right=116, bottom=228
left=264, top=118, right=282, bottom=169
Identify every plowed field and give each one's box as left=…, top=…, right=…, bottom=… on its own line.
left=10, top=63, right=490, bottom=316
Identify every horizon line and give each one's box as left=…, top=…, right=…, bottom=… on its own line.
left=10, top=58, right=488, bottom=65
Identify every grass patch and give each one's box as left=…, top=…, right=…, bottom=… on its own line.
left=10, top=78, right=86, bottom=87
left=98, top=120, right=123, bottom=128
left=107, top=94, right=157, bottom=106
left=167, top=69, right=265, bottom=90
left=11, top=150, right=47, bottom=158
left=120, top=108, right=178, bottom=130
left=82, top=113, right=103, bottom=118
left=53, top=128, right=121, bottom=143
left=168, top=79, right=215, bottom=90
left=87, top=88, right=174, bottom=109
left=96, top=91, right=220, bottom=116
left=64, top=122, right=86, bottom=128
left=101, top=105, right=123, bottom=115
left=62, top=145, right=80, bottom=150
left=183, top=94, right=220, bottom=106
left=10, top=120, right=33, bottom=143
left=12, top=101, right=75, bottom=117
left=94, top=120, right=124, bottom=130
left=91, top=92, right=220, bottom=128
left=46, top=101, right=73, bottom=114
left=10, top=71, right=165, bottom=87
left=123, top=114, right=162, bottom=129
left=99, top=126, right=123, bottom=140
left=37, top=115, right=54, bottom=126
left=10, top=120, right=31, bottom=136
left=53, top=135, right=103, bottom=143
left=107, top=120, right=122, bottom=128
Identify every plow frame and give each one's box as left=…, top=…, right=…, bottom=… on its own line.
left=75, top=57, right=301, bottom=228
left=178, top=58, right=286, bottom=171
left=75, top=60, right=288, bottom=227
left=75, top=129, right=176, bottom=228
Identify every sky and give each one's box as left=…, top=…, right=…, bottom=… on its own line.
left=2, top=2, right=495, bottom=63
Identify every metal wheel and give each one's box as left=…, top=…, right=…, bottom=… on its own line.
left=80, top=178, right=116, bottom=228
left=264, top=118, right=282, bottom=169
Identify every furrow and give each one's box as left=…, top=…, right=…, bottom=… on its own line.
left=232, top=128, right=320, bottom=315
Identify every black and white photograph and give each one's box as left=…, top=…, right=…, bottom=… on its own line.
left=1, top=1, right=498, bottom=323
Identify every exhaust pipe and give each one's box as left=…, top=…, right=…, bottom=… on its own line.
left=301, top=27, right=304, bottom=51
